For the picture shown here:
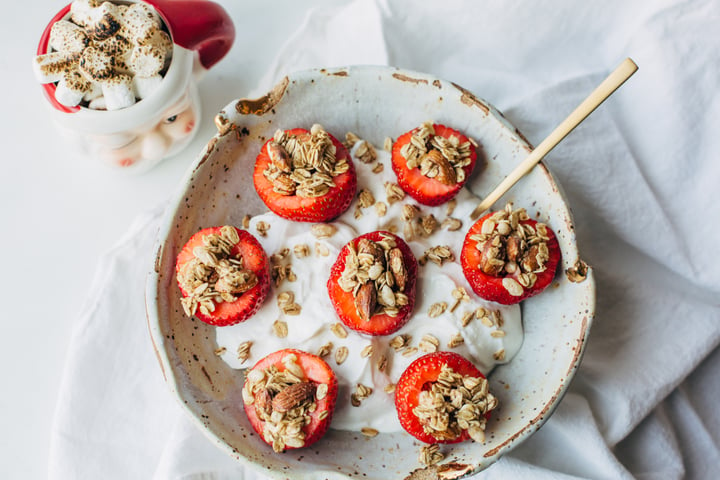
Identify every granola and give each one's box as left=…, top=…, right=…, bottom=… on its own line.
left=263, top=124, right=349, bottom=198
left=177, top=226, right=257, bottom=318
left=242, top=353, right=326, bottom=452
left=399, top=122, right=474, bottom=186
left=413, top=364, right=498, bottom=443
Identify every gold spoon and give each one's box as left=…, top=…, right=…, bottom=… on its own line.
left=470, top=57, right=638, bottom=220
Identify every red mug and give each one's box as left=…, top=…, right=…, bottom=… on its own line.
left=35, top=0, right=235, bottom=172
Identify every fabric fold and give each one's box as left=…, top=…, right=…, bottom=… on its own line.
left=257, top=0, right=389, bottom=95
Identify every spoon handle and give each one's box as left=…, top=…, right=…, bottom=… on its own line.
left=470, top=57, right=638, bottom=220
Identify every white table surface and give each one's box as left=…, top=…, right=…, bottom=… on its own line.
left=0, top=1, right=334, bottom=478
left=4, top=1, right=720, bottom=479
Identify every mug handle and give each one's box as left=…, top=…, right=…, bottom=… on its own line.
left=146, top=0, right=235, bottom=70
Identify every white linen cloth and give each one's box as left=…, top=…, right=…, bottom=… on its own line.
left=49, top=0, right=720, bottom=478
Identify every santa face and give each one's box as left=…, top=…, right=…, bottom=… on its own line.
left=86, top=90, right=198, bottom=169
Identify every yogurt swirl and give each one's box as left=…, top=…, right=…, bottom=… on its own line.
left=216, top=139, right=522, bottom=433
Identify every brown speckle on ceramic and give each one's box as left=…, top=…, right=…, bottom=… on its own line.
left=321, top=69, right=349, bottom=77
left=234, top=75, right=289, bottom=116
left=451, top=82, right=490, bottom=115
left=565, top=259, right=590, bottom=283
left=392, top=72, right=429, bottom=85
left=145, top=66, right=596, bottom=479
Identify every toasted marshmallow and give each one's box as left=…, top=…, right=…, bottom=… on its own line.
left=101, top=73, right=135, bottom=110
left=129, top=44, right=165, bottom=77
left=86, top=2, right=122, bottom=41
left=138, top=27, right=172, bottom=50
left=88, top=95, right=107, bottom=110
left=132, top=74, right=162, bottom=100
left=94, top=33, right=133, bottom=74
left=49, top=20, right=89, bottom=56
left=79, top=45, right=115, bottom=81
left=94, top=31, right=132, bottom=58
left=69, top=0, right=101, bottom=27
left=124, top=2, right=162, bottom=25
left=83, top=80, right=103, bottom=102
left=33, top=52, right=75, bottom=84
left=55, top=69, right=92, bottom=107
left=121, top=4, right=161, bottom=44
left=138, top=28, right=173, bottom=69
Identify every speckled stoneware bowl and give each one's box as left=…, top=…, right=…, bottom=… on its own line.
left=146, top=66, right=595, bottom=479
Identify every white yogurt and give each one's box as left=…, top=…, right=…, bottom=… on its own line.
left=215, top=141, right=522, bottom=433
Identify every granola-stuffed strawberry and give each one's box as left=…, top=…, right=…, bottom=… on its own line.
left=176, top=226, right=270, bottom=326
left=327, top=231, right=418, bottom=336
left=253, top=124, right=357, bottom=222
left=391, top=122, right=477, bottom=206
left=242, top=349, right=338, bottom=452
left=395, top=351, right=497, bottom=444
left=461, top=203, right=561, bottom=305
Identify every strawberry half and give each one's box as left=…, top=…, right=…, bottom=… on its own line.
left=327, top=231, right=418, bottom=336
left=253, top=126, right=357, bottom=222
left=460, top=204, right=561, bottom=305
left=391, top=122, right=477, bottom=206
left=395, top=351, right=497, bottom=444
left=175, top=226, right=270, bottom=326
left=242, top=349, right=338, bottom=452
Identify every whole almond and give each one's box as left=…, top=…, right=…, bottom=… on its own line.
left=272, top=382, right=315, bottom=413
left=355, top=282, right=377, bottom=322
left=425, top=149, right=456, bottom=185
left=521, top=244, right=541, bottom=272
left=267, top=141, right=292, bottom=172
left=388, top=248, right=408, bottom=292
left=254, top=388, right=273, bottom=416
left=505, top=235, right=522, bottom=263
left=357, top=238, right=386, bottom=268
left=479, top=241, right=505, bottom=276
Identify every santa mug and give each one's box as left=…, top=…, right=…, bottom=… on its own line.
left=35, top=0, right=235, bottom=172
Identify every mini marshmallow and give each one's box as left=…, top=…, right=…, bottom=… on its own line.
left=125, top=3, right=162, bottom=25
left=86, top=1, right=122, bottom=41
left=129, top=44, right=165, bottom=77
left=49, top=20, right=89, bottom=56
left=132, top=74, right=162, bottom=100
left=121, top=3, right=162, bottom=44
left=79, top=45, right=115, bottom=81
left=88, top=95, right=107, bottom=110
left=138, top=27, right=172, bottom=50
left=94, top=33, right=133, bottom=74
left=82, top=80, right=103, bottom=102
left=138, top=28, right=173, bottom=69
left=94, top=31, right=131, bottom=58
left=55, top=69, right=92, bottom=107
left=32, top=52, right=75, bottom=84
left=115, top=3, right=129, bottom=18
left=69, top=0, right=101, bottom=27
left=101, top=73, right=135, bottom=110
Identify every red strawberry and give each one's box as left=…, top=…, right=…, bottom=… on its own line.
left=460, top=208, right=561, bottom=305
left=395, top=351, right=494, bottom=444
left=243, top=349, right=338, bottom=452
left=176, top=226, right=270, bottom=326
left=391, top=123, right=477, bottom=206
left=253, top=127, right=357, bottom=222
left=327, top=231, right=417, bottom=336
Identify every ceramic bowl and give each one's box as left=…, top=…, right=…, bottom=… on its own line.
left=146, top=65, right=595, bottom=479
